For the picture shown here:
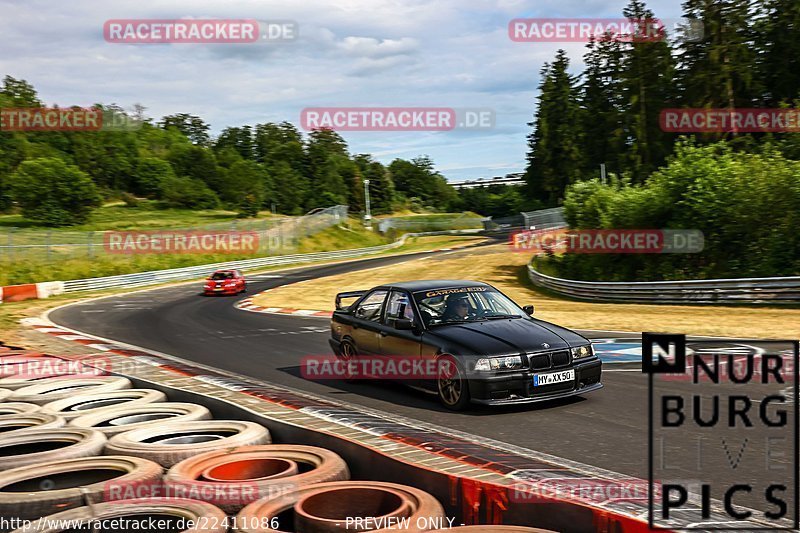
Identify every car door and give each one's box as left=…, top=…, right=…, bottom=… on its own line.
left=350, top=289, right=388, bottom=356
left=380, top=290, right=422, bottom=359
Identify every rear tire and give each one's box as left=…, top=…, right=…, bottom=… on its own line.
left=437, top=356, right=471, bottom=411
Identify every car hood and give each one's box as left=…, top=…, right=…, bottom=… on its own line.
left=425, top=318, right=588, bottom=356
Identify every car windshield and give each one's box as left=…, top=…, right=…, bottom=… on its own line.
left=211, top=272, right=233, bottom=280
left=413, top=287, right=527, bottom=326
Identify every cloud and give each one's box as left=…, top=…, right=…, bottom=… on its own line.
left=0, top=0, right=686, bottom=180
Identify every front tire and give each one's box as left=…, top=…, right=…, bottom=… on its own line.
left=339, top=340, right=359, bottom=382
left=437, top=356, right=470, bottom=411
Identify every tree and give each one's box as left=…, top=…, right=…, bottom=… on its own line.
left=620, top=0, right=676, bottom=181
left=268, top=161, right=307, bottom=214
left=304, top=129, right=350, bottom=208
left=254, top=122, right=310, bottom=210
left=220, top=160, right=268, bottom=217
left=388, top=156, right=456, bottom=210
left=1, top=76, right=41, bottom=107
left=755, top=0, right=800, bottom=105
left=136, top=122, right=191, bottom=158
left=355, top=154, right=395, bottom=214
left=580, top=35, right=627, bottom=179
left=524, top=50, right=585, bottom=205
left=456, top=185, right=531, bottom=218
left=9, top=158, right=101, bottom=226
left=159, top=114, right=211, bottom=146
left=69, top=129, right=139, bottom=191
left=254, top=122, right=305, bottom=174
left=132, top=158, right=176, bottom=198
left=677, top=0, right=758, bottom=110
left=215, top=126, right=255, bottom=160
left=167, top=144, right=221, bottom=191
left=312, top=155, right=350, bottom=208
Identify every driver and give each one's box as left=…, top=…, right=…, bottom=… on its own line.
left=442, top=294, right=471, bottom=322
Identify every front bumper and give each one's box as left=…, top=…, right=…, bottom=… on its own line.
left=468, top=357, right=603, bottom=406
left=329, top=338, right=342, bottom=356
left=204, top=287, right=238, bottom=295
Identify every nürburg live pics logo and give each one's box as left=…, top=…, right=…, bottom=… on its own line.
left=644, top=332, right=799, bottom=530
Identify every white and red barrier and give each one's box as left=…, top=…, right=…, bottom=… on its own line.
left=0, top=282, right=65, bottom=304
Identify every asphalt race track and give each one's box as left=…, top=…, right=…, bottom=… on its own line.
left=50, top=246, right=797, bottom=508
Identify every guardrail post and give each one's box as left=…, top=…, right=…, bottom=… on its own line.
left=88, top=231, right=94, bottom=259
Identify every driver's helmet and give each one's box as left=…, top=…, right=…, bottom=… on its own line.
left=444, top=294, right=470, bottom=315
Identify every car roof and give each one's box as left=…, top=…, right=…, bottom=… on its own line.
left=375, top=280, right=492, bottom=292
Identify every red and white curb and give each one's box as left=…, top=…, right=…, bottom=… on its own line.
left=20, top=317, right=130, bottom=353
left=235, top=295, right=332, bottom=317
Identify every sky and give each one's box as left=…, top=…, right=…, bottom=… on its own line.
left=0, top=0, right=684, bottom=181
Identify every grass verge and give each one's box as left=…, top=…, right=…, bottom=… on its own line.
left=0, top=209, right=479, bottom=285
left=0, top=234, right=488, bottom=343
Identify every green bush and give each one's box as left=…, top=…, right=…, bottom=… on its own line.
left=121, top=192, right=140, bottom=207
left=8, top=157, right=101, bottom=226
left=133, top=158, right=176, bottom=198
left=551, top=141, right=800, bottom=280
left=160, top=175, right=220, bottom=209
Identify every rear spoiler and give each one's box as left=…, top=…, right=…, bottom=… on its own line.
left=335, top=290, right=367, bottom=310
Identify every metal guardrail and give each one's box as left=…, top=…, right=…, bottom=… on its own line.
left=527, top=263, right=800, bottom=304
left=375, top=213, right=486, bottom=233
left=521, top=207, right=565, bottom=230
left=61, top=230, right=480, bottom=293
left=484, top=207, right=566, bottom=233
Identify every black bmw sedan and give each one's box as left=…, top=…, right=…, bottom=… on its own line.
left=328, top=280, right=602, bottom=410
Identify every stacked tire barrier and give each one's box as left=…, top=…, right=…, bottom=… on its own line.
left=0, top=347, right=550, bottom=532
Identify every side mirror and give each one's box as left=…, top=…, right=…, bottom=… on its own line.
left=394, top=318, right=414, bottom=330
left=522, top=305, right=535, bottom=316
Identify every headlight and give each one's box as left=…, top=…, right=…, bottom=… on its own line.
left=571, top=344, right=594, bottom=359
left=475, top=355, right=523, bottom=371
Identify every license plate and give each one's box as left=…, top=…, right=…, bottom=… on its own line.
left=214, top=288, right=223, bottom=291
left=533, top=369, right=575, bottom=387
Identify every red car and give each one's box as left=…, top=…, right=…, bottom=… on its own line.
left=203, top=269, right=247, bottom=296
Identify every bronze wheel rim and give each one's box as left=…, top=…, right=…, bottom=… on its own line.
left=438, top=361, right=462, bottom=406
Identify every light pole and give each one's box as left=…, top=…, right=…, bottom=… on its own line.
left=363, top=178, right=372, bottom=230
